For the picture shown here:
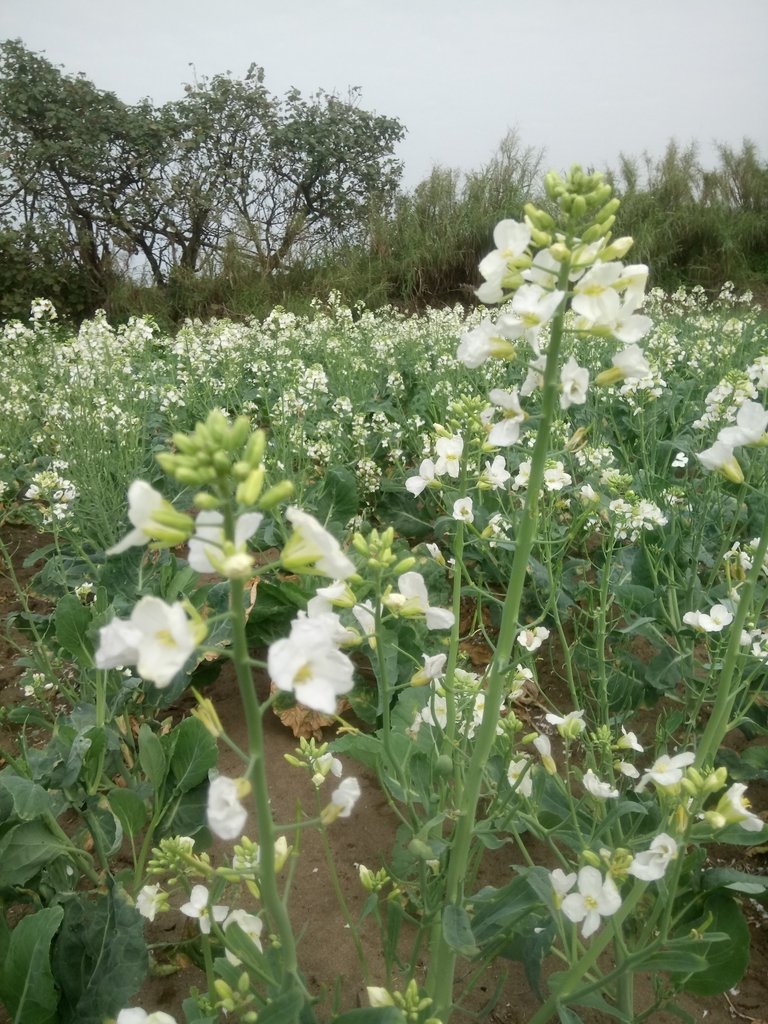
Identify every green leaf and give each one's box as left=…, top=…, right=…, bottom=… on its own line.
left=442, top=903, right=479, bottom=957
left=169, top=716, right=217, bottom=792
left=256, top=987, right=306, bottom=1024
left=0, top=821, right=70, bottom=886
left=0, top=904, right=63, bottom=1024
left=138, top=723, right=167, bottom=791
left=108, top=788, right=148, bottom=838
left=703, top=866, right=768, bottom=895
left=52, top=886, right=148, bottom=1024
left=0, top=771, right=52, bottom=820
left=680, top=896, right=750, bottom=996
left=55, top=594, right=93, bottom=663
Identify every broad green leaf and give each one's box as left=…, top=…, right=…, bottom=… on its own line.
left=55, top=594, right=93, bottom=663
left=703, top=866, right=768, bottom=895
left=0, top=821, right=70, bottom=886
left=169, top=716, right=217, bottom=792
left=442, top=903, right=479, bottom=957
left=108, top=788, right=148, bottom=838
left=680, top=896, right=750, bottom=996
left=0, top=772, right=52, bottom=820
left=138, top=723, right=167, bottom=791
left=256, top=987, right=306, bottom=1024
left=0, top=904, right=63, bottom=1024
left=52, top=887, right=148, bottom=1024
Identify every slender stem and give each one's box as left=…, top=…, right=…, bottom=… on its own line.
left=429, top=262, right=572, bottom=1021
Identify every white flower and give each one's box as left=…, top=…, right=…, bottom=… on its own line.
left=507, top=757, right=533, bottom=798
left=533, top=734, right=557, bottom=774
left=106, top=481, right=167, bottom=555
left=419, top=688, right=449, bottom=730
left=94, top=617, right=142, bottom=671
left=224, top=908, right=264, bottom=964
left=331, top=777, right=362, bottom=818
left=671, top=451, right=689, bottom=469
left=612, top=344, right=651, bottom=379
left=283, top=507, right=355, bottom=579
left=117, top=1011, right=178, bottom=1024
left=481, top=455, right=511, bottom=489
left=434, top=435, right=464, bottom=478
left=543, top=462, right=572, bottom=491
left=188, top=510, right=263, bottom=573
left=513, top=460, right=532, bottom=490
left=518, top=626, right=550, bottom=652
left=410, top=652, right=447, bottom=687
left=713, top=783, right=764, bottom=832
left=545, top=709, right=586, bottom=739
left=628, top=833, right=678, bottom=881
left=560, top=866, right=622, bottom=938
left=488, top=418, right=522, bottom=447
left=521, top=356, right=546, bottom=397
left=207, top=776, right=248, bottom=841
left=499, top=285, right=565, bottom=353
left=394, top=572, right=454, bottom=630
left=135, top=884, right=166, bottom=922
left=456, top=319, right=517, bottom=368
left=180, top=884, right=228, bottom=935
left=95, top=597, right=199, bottom=687
left=617, top=761, right=640, bottom=779
left=582, top=769, right=619, bottom=800
left=406, top=458, right=437, bottom=496
left=268, top=617, right=355, bottom=714
left=636, top=751, right=695, bottom=793
left=352, top=600, right=377, bottom=640
left=550, top=868, right=577, bottom=907
left=560, top=357, right=589, bottom=409
left=682, top=604, right=733, bottom=633
left=697, top=441, right=744, bottom=483
left=718, top=400, right=768, bottom=448
left=452, top=497, right=474, bottom=523
left=617, top=727, right=644, bottom=753
left=477, top=218, right=532, bottom=303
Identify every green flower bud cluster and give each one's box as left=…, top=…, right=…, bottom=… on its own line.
left=214, top=973, right=257, bottom=1020
left=156, top=410, right=295, bottom=514
left=358, top=863, right=390, bottom=893
left=353, top=527, right=415, bottom=577
left=147, top=835, right=212, bottom=883
left=541, top=166, right=631, bottom=254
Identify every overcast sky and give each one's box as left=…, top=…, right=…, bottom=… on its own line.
left=3, top=0, right=766, bottom=187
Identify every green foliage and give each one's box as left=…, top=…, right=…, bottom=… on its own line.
left=0, top=905, right=63, bottom=1024
left=51, top=887, right=148, bottom=1023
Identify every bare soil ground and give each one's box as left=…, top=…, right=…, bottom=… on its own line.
left=2, top=523, right=768, bottom=1023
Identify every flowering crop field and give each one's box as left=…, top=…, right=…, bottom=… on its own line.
left=2, top=177, right=768, bottom=1024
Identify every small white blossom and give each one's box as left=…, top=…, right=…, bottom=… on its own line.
left=207, top=776, right=249, bottom=841
left=560, top=866, right=622, bottom=938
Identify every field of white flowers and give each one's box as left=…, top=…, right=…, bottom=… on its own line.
left=1, top=170, right=768, bottom=1024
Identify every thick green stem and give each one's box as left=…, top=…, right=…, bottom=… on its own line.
left=429, top=266, right=571, bottom=1020
left=695, top=521, right=768, bottom=768
left=229, top=575, right=302, bottom=992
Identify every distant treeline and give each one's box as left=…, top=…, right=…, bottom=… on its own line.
left=1, top=40, right=766, bottom=326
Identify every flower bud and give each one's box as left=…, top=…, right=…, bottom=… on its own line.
left=393, top=556, right=417, bottom=575
left=570, top=195, right=587, bottom=220
left=702, top=766, right=728, bottom=796
left=600, top=236, right=634, bottom=261
left=172, top=432, right=198, bottom=455
left=582, top=849, right=602, bottom=868
left=191, top=690, right=224, bottom=737
left=236, top=466, right=266, bottom=506
left=224, top=416, right=251, bottom=452
left=367, top=987, right=395, bottom=1008
left=408, top=838, right=435, bottom=860
left=359, top=864, right=376, bottom=891
left=549, top=242, right=570, bottom=262
left=233, top=460, right=252, bottom=480
left=258, top=480, right=294, bottom=510
left=244, top=430, right=267, bottom=468
left=194, top=491, right=222, bottom=510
